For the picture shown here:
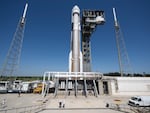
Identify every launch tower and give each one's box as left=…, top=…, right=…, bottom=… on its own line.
left=82, top=10, right=105, bottom=72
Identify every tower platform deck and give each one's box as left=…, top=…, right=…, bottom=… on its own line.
left=42, top=72, right=103, bottom=97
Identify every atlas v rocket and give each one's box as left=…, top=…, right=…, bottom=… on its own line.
left=69, top=5, right=83, bottom=72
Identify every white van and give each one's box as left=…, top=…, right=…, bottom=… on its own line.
left=128, top=96, right=150, bottom=107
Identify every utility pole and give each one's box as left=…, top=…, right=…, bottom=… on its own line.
left=113, top=8, right=133, bottom=76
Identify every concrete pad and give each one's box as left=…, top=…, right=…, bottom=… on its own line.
left=0, top=94, right=132, bottom=113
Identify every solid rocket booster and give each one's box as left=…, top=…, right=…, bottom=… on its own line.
left=69, top=5, right=83, bottom=72
left=21, top=3, right=28, bottom=24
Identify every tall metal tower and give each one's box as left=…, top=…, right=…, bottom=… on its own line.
left=81, top=10, right=105, bottom=72
left=0, top=3, right=28, bottom=78
left=113, top=8, right=133, bottom=76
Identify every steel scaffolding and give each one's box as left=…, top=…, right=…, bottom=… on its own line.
left=81, top=10, right=105, bottom=72
left=42, top=72, right=103, bottom=97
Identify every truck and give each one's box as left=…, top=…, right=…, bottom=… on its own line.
left=128, top=96, right=150, bottom=107
left=33, top=83, right=43, bottom=94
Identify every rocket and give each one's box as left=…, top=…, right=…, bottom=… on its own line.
left=21, top=3, right=28, bottom=24
left=69, top=5, right=83, bottom=72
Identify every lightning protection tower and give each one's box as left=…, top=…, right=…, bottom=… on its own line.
left=113, top=8, right=133, bottom=76
left=0, top=3, right=28, bottom=78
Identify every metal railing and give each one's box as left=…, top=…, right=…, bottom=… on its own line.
left=0, top=104, right=46, bottom=113
left=43, top=72, right=103, bottom=80
left=42, top=71, right=103, bottom=97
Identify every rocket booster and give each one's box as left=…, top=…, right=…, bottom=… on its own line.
left=21, top=3, right=28, bottom=24
left=69, top=5, right=83, bottom=72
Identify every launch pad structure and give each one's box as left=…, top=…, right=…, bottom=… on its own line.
left=82, top=10, right=105, bottom=72
left=42, top=72, right=103, bottom=97
left=42, top=5, right=105, bottom=97
left=1, top=3, right=148, bottom=98
left=0, top=1, right=149, bottom=100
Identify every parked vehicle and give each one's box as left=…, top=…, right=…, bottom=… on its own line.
left=7, top=80, right=22, bottom=93
left=0, top=81, right=9, bottom=93
left=21, top=82, right=32, bottom=93
left=33, top=83, right=43, bottom=94
left=128, top=96, right=150, bottom=107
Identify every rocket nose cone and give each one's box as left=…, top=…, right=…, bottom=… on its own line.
left=72, top=5, right=80, bottom=14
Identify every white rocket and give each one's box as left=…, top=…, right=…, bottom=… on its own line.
left=69, top=5, right=83, bottom=72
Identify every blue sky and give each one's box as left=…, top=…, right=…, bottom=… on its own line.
left=0, top=0, right=150, bottom=76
